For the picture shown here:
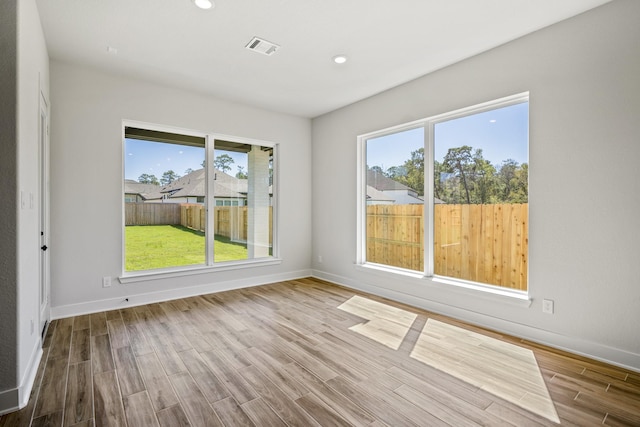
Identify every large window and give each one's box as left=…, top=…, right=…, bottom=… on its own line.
left=123, top=125, right=275, bottom=274
left=359, top=93, right=528, bottom=292
left=365, top=127, right=424, bottom=272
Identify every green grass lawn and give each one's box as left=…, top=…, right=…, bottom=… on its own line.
left=125, top=225, right=248, bottom=271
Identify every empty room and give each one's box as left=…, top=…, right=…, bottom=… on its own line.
left=1, top=0, right=639, bottom=425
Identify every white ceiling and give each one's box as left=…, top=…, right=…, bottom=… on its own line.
left=35, top=0, right=611, bottom=118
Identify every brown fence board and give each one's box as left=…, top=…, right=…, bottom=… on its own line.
left=367, top=203, right=528, bottom=291
left=125, top=203, right=181, bottom=226
left=126, top=203, right=271, bottom=245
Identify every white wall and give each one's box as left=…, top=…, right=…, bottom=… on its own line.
left=312, top=0, right=640, bottom=370
left=0, top=0, right=50, bottom=414
left=17, top=0, right=50, bottom=405
left=49, top=62, right=312, bottom=316
left=0, top=0, right=19, bottom=408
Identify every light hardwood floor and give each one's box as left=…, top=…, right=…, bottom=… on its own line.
left=1, top=277, right=639, bottom=426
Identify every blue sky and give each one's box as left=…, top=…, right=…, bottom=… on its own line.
left=125, top=139, right=248, bottom=181
left=367, top=102, right=529, bottom=170
left=126, top=102, right=528, bottom=181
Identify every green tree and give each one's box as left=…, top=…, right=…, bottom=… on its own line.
left=509, top=163, right=528, bottom=203
left=236, top=165, right=248, bottom=179
left=471, top=149, right=497, bottom=204
left=138, top=173, right=159, bottom=185
left=368, top=165, right=385, bottom=175
left=184, top=168, right=194, bottom=175
left=497, top=159, right=518, bottom=200
left=396, top=148, right=424, bottom=196
left=386, top=165, right=406, bottom=179
left=214, top=154, right=234, bottom=173
left=497, top=159, right=528, bottom=203
left=160, top=170, right=179, bottom=185
left=443, top=146, right=473, bottom=203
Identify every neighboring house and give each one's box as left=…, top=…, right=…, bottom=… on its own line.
left=124, top=180, right=162, bottom=203
left=126, top=168, right=255, bottom=206
left=366, top=169, right=445, bottom=205
left=367, top=169, right=424, bottom=205
left=366, top=185, right=395, bottom=205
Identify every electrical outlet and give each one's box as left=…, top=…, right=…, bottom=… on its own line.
left=102, top=276, right=112, bottom=288
left=318, top=255, right=323, bottom=263
left=542, top=299, right=554, bottom=314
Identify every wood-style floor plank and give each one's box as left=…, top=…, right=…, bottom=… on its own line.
left=73, top=314, right=91, bottom=331
left=64, top=361, right=93, bottom=426
left=31, top=410, right=63, bottom=427
left=240, top=398, right=287, bottom=427
left=123, top=391, right=160, bottom=427
left=238, top=365, right=321, bottom=427
left=178, top=349, right=230, bottom=404
left=3, top=277, right=640, bottom=427
left=33, top=357, right=68, bottom=418
left=295, top=392, right=357, bottom=427
left=93, top=371, right=126, bottom=427
left=113, top=346, right=146, bottom=397
left=107, top=318, right=130, bottom=349
left=169, top=371, right=223, bottom=427
left=126, top=322, right=155, bottom=357
left=136, top=352, right=180, bottom=411
left=156, top=405, right=191, bottom=427
left=69, top=329, right=91, bottom=364
left=282, top=362, right=375, bottom=427
left=91, top=334, right=114, bottom=374
left=200, top=350, right=258, bottom=405
left=211, top=397, right=255, bottom=427
left=89, top=312, right=107, bottom=336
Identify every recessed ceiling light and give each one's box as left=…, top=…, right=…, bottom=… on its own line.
left=193, top=0, right=214, bottom=10
left=333, top=55, right=348, bottom=64
left=107, top=46, right=118, bottom=55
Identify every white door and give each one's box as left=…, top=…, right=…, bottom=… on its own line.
left=39, top=93, right=50, bottom=338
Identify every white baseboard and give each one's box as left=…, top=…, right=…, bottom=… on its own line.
left=51, top=269, right=312, bottom=319
left=0, top=343, right=42, bottom=416
left=312, top=269, right=640, bottom=373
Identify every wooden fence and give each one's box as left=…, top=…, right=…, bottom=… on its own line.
left=367, top=203, right=528, bottom=291
left=126, top=203, right=272, bottom=243
left=125, top=203, right=181, bottom=226
left=180, top=204, right=248, bottom=240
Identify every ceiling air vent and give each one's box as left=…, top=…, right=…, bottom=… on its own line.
left=245, top=37, right=280, bottom=56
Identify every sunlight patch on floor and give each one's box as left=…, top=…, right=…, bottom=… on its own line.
left=411, top=318, right=560, bottom=423
left=338, top=295, right=417, bottom=350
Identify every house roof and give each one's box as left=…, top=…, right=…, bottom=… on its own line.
left=367, top=170, right=414, bottom=192
left=124, top=180, right=162, bottom=200
left=140, top=168, right=250, bottom=200
left=366, top=186, right=395, bottom=203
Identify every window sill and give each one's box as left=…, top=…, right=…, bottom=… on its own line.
left=119, top=257, right=282, bottom=284
left=354, top=262, right=425, bottom=280
left=431, top=275, right=531, bottom=306
left=354, top=263, right=532, bottom=308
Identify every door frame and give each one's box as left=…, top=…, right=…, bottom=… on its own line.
left=38, top=91, right=50, bottom=339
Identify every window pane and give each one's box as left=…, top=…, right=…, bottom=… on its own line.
left=366, top=127, right=424, bottom=271
left=213, top=143, right=273, bottom=262
left=124, top=137, right=206, bottom=271
left=433, top=102, right=528, bottom=290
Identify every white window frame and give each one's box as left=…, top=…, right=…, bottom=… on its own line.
left=120, top=121, right=280, bottom=283
left=357, top=92, right=529, bottom=294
